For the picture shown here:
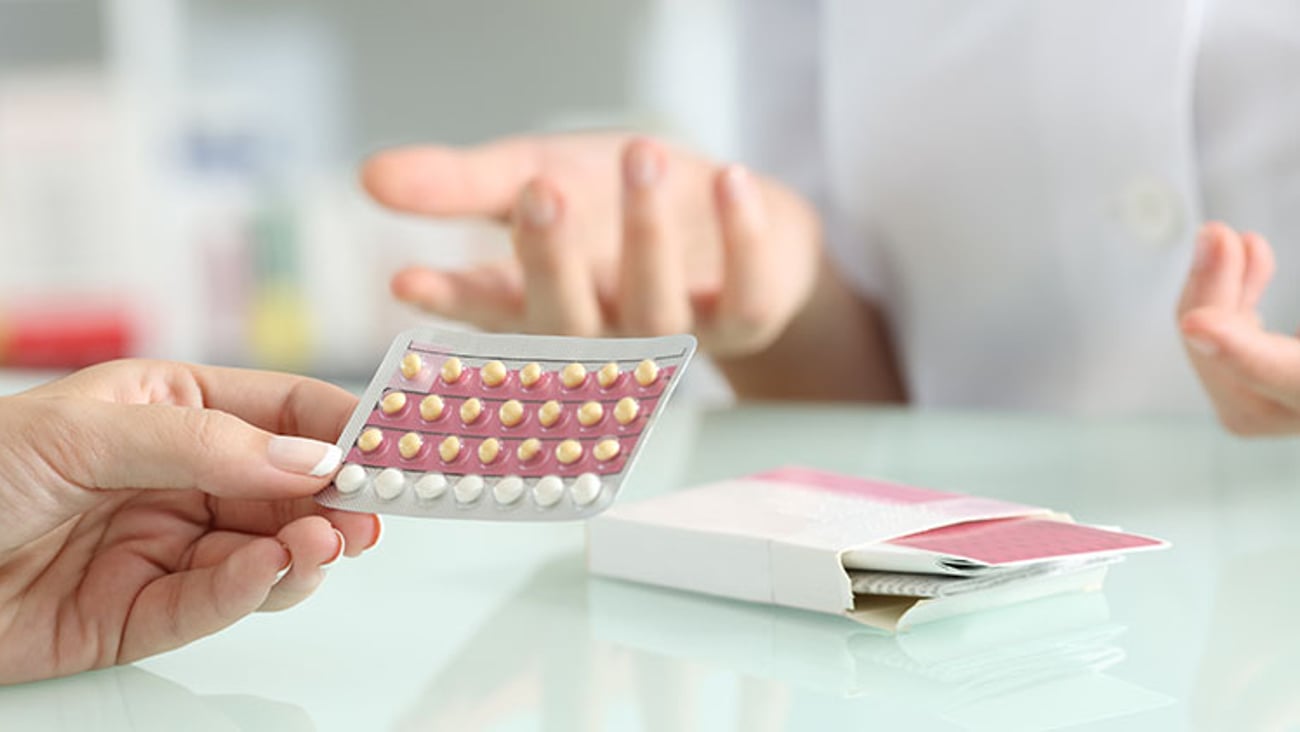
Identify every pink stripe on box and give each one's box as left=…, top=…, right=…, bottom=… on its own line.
left=752, top=467, right=959, bottom=504
left=888, top=516, right=1166, bottom=565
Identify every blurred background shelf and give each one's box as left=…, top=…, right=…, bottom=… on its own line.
left=0, top=0, right=736, bottom=387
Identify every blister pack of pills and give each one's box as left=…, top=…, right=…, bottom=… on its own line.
left=315, top=328, right=697, bottom=521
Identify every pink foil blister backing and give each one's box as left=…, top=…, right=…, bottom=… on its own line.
left=315, top=328, right=696, bottom=521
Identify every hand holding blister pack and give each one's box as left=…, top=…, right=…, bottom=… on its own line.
left=315, top=328, right=696, bottom=520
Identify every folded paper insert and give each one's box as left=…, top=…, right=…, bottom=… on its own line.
left=586, top=467, right=1168, bottom=632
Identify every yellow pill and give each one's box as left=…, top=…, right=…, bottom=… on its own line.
left=519, top=362, right=543, bottom=388
left=499, top=399, right=525, bottom=427
left=419, top=394, right=445, bottom=421
left=561, top=362, right=587, bottom=389
left=481, top=360, right=507, bottom=387
left=439, top=435, right=462, bottom=462
left=517, top=437, right=542, bottom=462
left=538, top=400, right=563, bottom=427
left=614, top=397, right=640, bottom=425
left=594, top=438, right=621, bottom=462
left=577, top=400, right=604, bottom=427
left=400, top=353, right=423, bottom=379
left=598, top=361, right=620, bottom=388
left=441, top=357, right=463, bottom=384
left=460, top=397, right=483, bottom=424
left=478, top=437, right=501, bottom=464
left=556, top=439, right=583, bottom=464
left=380, top=391, right=407, bottom=415
left=398, top=432, right=423, bottom=459
left=634, top=359, right=659, bottom=386
left=357, top=428, right=384, bottom=453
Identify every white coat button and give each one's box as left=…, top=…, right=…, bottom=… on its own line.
left=1121, top=176, right=1183, bottom=247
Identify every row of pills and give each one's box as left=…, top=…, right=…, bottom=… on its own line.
left=376, top=392, right=642, bottom=428
left=334, top=463, right=605, bottom=508
left=400, top=354, right=661, bottom=390
left=356, top=430, right=623, bottom=464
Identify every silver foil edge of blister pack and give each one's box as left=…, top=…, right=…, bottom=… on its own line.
left=313, top=327, right=697, bottom=521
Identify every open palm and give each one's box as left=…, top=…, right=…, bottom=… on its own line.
left=1179, top=222, right=1300, bottom=434
left=362, top=133, right=823, bottom=357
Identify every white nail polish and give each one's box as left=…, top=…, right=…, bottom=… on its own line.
left=321, top=530, right=346, bottom=569
left=308, top=445, right=343, bottom=477
left=268, top=436, right=342, bottom=477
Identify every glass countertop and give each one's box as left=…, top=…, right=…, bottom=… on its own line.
left=2, top=404, right=1297, bottom=731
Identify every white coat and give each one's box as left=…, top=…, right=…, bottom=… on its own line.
left=739, top=0, right=1300, bottom=414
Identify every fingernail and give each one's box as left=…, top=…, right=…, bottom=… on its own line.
left=520, top=183, right=556, bottom=228
left=274, top=545, right=293, bottom=583
left=719, top=164, right=764, bottom=224
left=366, top=515, right=384, bottom=550
left=1192, top=228, right=1213, bottom=271
left=268, top=436, right=342, bottom=477
left=625, top=143, right=661, bottom=189
left=1186, top=335, right=1219, bottom=356
left=720, top=165, right=751, bottom=202
left=322, top=529, right=346, bottom=569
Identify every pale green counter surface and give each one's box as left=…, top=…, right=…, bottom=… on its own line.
left=1, top=394, right=1298, bottom=731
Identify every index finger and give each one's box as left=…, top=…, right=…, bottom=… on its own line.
left=32, top=360, right=358, bottom=444
left=187, top=364, right=359, bottom=443
left=360, top=139, right=541, bottom=220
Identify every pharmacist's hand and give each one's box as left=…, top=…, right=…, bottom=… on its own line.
left=1178, top=222, right=1300, bottom=435
left=362, top=134, right=822, bottom=357
left=0, top=360, right=382, bottom=684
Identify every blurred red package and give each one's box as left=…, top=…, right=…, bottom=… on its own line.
left=0, top=298, right=137, bottom=369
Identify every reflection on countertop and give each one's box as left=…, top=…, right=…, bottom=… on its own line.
left=397, top=556, right=1170, bottom=731
left=0, top=665, right=313, bottom=732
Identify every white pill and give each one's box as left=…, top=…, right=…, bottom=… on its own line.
left=413, top=472, right=448, bottom=500
left=374, top=468, right=406, bottom=500
left=335, top=463, right=367, bottom=494
left=493, top=476, right=525, bottom=505
left=533, top=475, right=564, bottom=508
left=454, top=474, right=485, bottom=503
left=571, top=473, right=603, bottom=506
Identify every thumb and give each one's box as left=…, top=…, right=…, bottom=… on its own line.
left=46, top=400, right=342, bottom=500
left=1182, top=307, right=1300, bottom=403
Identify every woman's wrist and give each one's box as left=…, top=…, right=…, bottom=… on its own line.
left=714, top=255, right=907, bottom=402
